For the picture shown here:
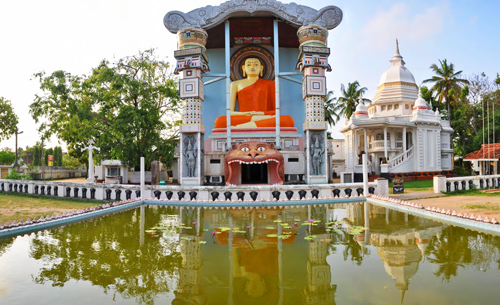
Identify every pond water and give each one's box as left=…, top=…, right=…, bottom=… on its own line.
left=1, top=203, right=499, bottom=305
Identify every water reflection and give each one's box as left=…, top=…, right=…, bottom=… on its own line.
left=0, top=203, right=500, bottom=304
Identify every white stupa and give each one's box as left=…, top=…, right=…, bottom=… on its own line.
left=340, top=40, right=454, bottom=180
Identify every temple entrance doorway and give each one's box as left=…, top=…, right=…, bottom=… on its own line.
left=241, top=163, right=268, bottom=184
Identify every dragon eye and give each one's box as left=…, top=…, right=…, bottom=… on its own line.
left=241, top=147, right=250, bottom=152
left=257, top=147, right=266, bottom=152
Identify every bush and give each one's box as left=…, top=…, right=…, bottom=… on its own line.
left=453, top=167, right=470, bottom=177
left=6, top=170, right=32, bottom=180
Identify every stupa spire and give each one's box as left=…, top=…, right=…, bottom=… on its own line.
left=391, top=38, right=405, bottom=66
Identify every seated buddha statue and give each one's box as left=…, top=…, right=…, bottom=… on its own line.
left=214, top=57, right=295, bottom=129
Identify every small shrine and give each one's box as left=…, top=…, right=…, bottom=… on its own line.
left=164, top=1, right=343, bottom=186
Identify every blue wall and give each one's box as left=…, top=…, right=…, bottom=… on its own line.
left=203, top=47, right=304, bottom=136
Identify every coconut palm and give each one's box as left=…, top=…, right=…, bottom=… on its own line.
left=323, top=90, right=340, bottom=127
left=423, top=59, right=469, bottom=118
left=336, top=81, right=371, bottom=120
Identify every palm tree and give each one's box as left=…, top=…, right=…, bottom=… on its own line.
left=423, top=59, right=469, bottom=118
left=336, top=81, right=371, bottom=120
left=323, top=90, right=340, bottom=127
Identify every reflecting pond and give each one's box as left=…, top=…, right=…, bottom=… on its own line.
left=1, top=203, right=500, bottom=304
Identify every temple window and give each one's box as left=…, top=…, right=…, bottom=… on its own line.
left=397, top=133, right=403, bottom=141
left=405, top=104, right=409, bottom=109
left=381, top=106, right=386, bottom=111
left=394, top=104, right=399, bottom=110
left=388, top=105, right=392, bottom=110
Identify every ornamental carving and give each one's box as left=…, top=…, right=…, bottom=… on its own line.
left=164, top=0, right=342, bottom=33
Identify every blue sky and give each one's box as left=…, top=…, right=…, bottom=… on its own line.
left=0, top=0, right=499, bottom=149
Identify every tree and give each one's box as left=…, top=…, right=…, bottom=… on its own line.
left=0, top=97, right=19, bottom=142
left=423, top=59, right=469, bottom=118
left=335, top=81, right=370, bottom=120
left=54, top=146, right=63, bottom=166
left=0, top=149, right=15, bottom=165
left=323, top=91, right=340, bottom=127
left=30, top=49, right=181, bottom=170
left=33, top=145, right=41, bottom=166
left=63, top=152, right=84, bottom=169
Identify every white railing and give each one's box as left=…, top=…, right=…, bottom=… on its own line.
left=0, top=178, right=389, bottom=201
left=389, top=146, right=414, bottom=168
left=435, top=174, right=500, bottom=193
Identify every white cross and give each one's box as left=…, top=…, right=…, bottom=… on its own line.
left=82, top=139, right=101, bottom=183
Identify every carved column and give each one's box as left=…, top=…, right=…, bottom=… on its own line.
left=297, top=25, right=330, bottom=184
left=175, top=27, right=209, bottom=185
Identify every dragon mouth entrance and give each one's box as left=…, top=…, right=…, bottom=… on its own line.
left=241, top=163, right=268, bottom=184
left=226, top=158, right=281, bottom=185
left=223, top=142, right=284, bottom=186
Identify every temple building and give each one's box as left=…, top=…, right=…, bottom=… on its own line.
left=165, top=1, right=342, bottom=186
left=340, top=41, right=453, bottom=181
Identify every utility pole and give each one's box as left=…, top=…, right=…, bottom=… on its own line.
left=13, top=128, right=23, bottom=171
left=41, top=139, right=44, bottom=180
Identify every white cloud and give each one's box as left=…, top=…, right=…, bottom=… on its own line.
left=360, top=1, right=449, bottom=50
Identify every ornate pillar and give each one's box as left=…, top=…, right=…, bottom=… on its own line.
left=384, top=126, right=388, bottom=160
left=175, top=27, right=209, bottom=185
left=403, top=127, right=407, bottom=152
left=297, top=25, right=330, bottom=184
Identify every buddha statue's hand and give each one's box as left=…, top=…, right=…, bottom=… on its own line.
left=250, top=115, right=275, bottom=122
left=232, top=111, right=265, bottom=116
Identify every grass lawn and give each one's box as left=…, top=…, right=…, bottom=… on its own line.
left=444, top=189, right=500, bottom=197
left=389, top=179, right=434, bottom=193
left=0, top=192, right=103, bottom=224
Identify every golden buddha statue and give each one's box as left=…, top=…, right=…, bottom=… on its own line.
left=214, top=57, right=295, bottom=129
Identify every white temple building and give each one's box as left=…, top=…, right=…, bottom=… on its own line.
left=340, top=41, right=453, bottom=180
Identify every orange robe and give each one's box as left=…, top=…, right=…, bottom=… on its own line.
left=214, top=78, right=295, bottom=128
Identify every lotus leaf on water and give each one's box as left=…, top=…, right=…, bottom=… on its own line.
left=266, top=234, right=278, bottom=238
left=304, top=235, right=317, bottom=240
left=199, top=241, right=207, bottom=244
left=265, top=226, right=276, bottom=230
left=277, top=235, right=291, bottom=239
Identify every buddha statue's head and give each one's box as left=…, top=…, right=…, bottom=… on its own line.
left=242, top=57, right=264, bottom=78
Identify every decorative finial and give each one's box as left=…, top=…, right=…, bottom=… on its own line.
left=390, top=38, right=405, bottom=65
left=417, top=86, right=421, bottom=98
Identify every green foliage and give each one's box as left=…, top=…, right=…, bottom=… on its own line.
left=323, top=91, right=340, bottom=127
left=33, top=145, right=41, bottom=166
left=423, top=59, right=469, bottom=117
left=452, top=167, right=470, bottom=177
left=0, top=150, right=15, bottom=165
left=54, top=146, right=63, bottom=166
left=63, top=152, right=83, bottom=169
left=5, top=170, right=31, bottom=180
left=30, top=49, right=181, bottom=170
left=0, top=97, right=19, bottom=141
left=334, top=81, right=371, bottom=120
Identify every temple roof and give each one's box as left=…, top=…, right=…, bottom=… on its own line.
left=464, top=144, right=500, bottom=161
left=164, top=0, right=343, bottom=33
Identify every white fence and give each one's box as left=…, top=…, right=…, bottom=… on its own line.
left=434, top=175, right=500, bottom=193
left=0, top=178, right=389, bottom=202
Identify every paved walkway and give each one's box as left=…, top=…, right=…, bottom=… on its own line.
left=390, top=190, right=444, bottom=200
